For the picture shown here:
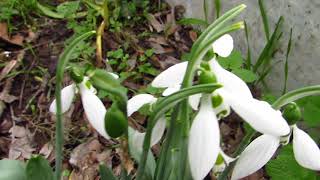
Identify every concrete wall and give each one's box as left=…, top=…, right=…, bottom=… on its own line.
left=168, top=0, right=320, bottom=94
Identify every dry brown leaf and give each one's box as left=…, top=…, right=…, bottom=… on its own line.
left=0, top=23, right=23, bottom=50
left=69, top=139, right=113, bottom=180
left=149, top=42, right=174, bottom=54
left=0, top=78, right=18, bottom=103
left=39, top=142, right=55, bottom=162
left=147, top=36, right=169, bottom=46
left=8, top=125, right=35, bottom=160
left=189, top=30, right=198, bottom=42
left=146, top=14, right=164, bottom=33
left=0, top=60, right=17, bottom=81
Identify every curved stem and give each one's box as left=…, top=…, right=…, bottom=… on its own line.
left=54, top=31, right=96, bottom=180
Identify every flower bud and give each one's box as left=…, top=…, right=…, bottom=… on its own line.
left=282, top=102, right=302, bottom=125
left=199, top=70, right=217, bottom=84
left=69, top=67, right=84, bottom=84
left=105, top=103, right=128, bottom=138
left=211, top=94, right=223, bottom=108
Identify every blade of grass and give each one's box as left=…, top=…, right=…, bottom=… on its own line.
left=253, top=16, right=284, bottom=73
left=99, top=164, right=117, bottom=180
left=214, top=0, right=221, bottom=18
left=282, top=28, right=293, bottom=94
left=177, top=18, right=209, bottom=27
left=258, top=0, right=270, bottom=40
left=244, top=21, right=252, bottom=70
left=203, top=0, right=209, bottom=24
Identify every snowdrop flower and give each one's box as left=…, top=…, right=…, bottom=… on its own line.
left=151, top=34, right=290, bottom=179
left=127, top=94, right=166, bottom=153
left=231, top=124, right=320, bottom=180
left=50, top=76, right=111, bottom=139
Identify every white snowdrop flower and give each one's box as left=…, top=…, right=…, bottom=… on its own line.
left=232, top=124, right=320, bottom=179
left=188, top=95, right=220, bottom=180
left=150, top=34, right=290, bottom=179
left=212, top=34, right=234, bottom=58
left=292, top=125, right=320, bottom=170
left=50, top=73, right=118, bottom=139
left=231, top=134, right=280, bottom=180
left=127, top=94, right=166, bottom=152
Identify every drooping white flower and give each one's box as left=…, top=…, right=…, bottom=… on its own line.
left=78, top=81, right=110, bottom=139
left=127, top=94, right=166, bottom=152
left=50, top=76, right=113, bottom=139
left=188, top=95, right=220, bottom=180
left=212, top=34, right=234, bottom=58
left=232, top=124, right=320, bottom=179
left=231, top=134, right=280, bottom=180
left=292, top=125, right=320, bottom=170
left=49, top=84, right=76, bottom=114
left=150, top=34, right=290, bottom=179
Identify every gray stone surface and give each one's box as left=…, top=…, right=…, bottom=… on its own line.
left=167, top=0, right=320, bottom=94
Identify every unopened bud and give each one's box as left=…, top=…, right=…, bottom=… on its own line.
left=282, top=102, right=301, bottom=125
left=105, top=103, right=128, bottom=138
left=199, top=70, right=217, bottom=84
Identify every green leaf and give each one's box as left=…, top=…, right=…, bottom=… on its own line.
left=0, top=159, right=26, bottom=180
left=177, top=18, right=209, bottom=27
left=57, top=1, right=80, bottom=18
left=99, top=163, right=117, bottom=180
left=302, top=102, right=320, bottom=127
left=272, top=85, right=320, bottom=109
left=214, top=0, right=221, bottom=18
left=26, top=156, right=53, bottom=180
left=217, top=50, right=243, bottom=70
left=282, top=28, right=293, bottom=94
left=232, top=69, right=257, bottom=83
left=253, top=16, right=283, bottom=73
left=266, top=145, right=318, bottom=180
left=258, top=0, right=270, bottom=40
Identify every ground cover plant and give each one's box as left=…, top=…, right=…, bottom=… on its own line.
left=0, top=0, right=320, bottom=180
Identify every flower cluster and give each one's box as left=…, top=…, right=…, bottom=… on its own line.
left=50, top=34, right=320, bottom=180
left=149, top=34, right=320, bottom=180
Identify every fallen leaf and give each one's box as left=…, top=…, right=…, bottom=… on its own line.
left=146, top=14, right=164, bottom=33
left=8, top=126, right=35, bottom=160
left=189, top=30, right=198, bottom=42
left=148, top=42, right=174, bottom=54
left=39, top=142, right=55, bottom=162
left=69, top=139, right=113, bottom=180
left=0, top=23, right=23, bottom=50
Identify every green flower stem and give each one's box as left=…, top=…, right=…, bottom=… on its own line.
left=54, top=31, right=96, bottom=180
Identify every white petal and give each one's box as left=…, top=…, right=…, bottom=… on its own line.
left=49, top=84, right=76, bottom=114
left=212, top=34, right=233, bottom=57
left=188, top=95, right=220, bottom=180
left=209, top=60, right=252, bottom=99
left=231, top=134, right=280, bottom=180
left=223, top=92, right=290, bottom=137
left=188, top=94, right=202, bottom=110
left=162, top=85, right=181, bottom=96
left=292, top=125, right=320, bottom=170
left=151, top=62, right=188, bottom=88
left=79, top=83, right=110, bottom=139
left=108, top=72, right=119, bottom=79
left=150, top=116, right=166, bottom=146
left=128, top=117, right=166, bottom=152
left=127, top=94, right=157, bottom=116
